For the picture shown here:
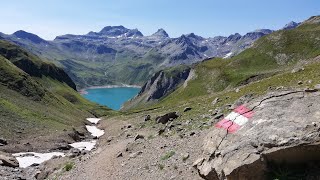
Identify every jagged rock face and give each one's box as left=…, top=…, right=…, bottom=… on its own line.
left=123, top=67, right=191, bottom=110
left=139, top=67, right=191, bottom=101
left=194, top=91, right=320, bottom=179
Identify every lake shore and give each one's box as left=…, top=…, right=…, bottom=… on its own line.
left=78, top=84, right=141, bottom=95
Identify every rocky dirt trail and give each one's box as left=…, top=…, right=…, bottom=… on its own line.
left=57, top=114, right=208, bottom=180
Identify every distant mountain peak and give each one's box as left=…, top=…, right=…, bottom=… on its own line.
left=126, top=28, right=144, bottom=37
left=12, top=30, right=47, bottom=44
left=177, top=34, right=189, bottom=41
left=226, top=33, right=242, bottom=42
left=97, top=26, right=143, bottom=38
left=175, top=34, right=194, bottom=47
left=100, top=25, right=126, bottom=32
left=186, top=33, right=204, bottom=40
left=254, top=29, right=273, bottom=34
left=282, top=21, right=301, bottom=30
left=151, top=28, right=169, bottom=38
left=99, top=26, right=128, bottom=36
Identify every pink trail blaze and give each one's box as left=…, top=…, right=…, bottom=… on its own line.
left=215, top=119, right=230, bottom=128
left=234, top=105, right=254, bottom=118
left=214, top=105, right=254, bottom=133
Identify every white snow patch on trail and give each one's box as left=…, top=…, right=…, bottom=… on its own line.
left=86, top=118, right=101, bottom=124
left=13, top=152, right=65, bottom=168
left=223, top=52, right=233, bottom=59
left=69, top=141, right=97, bottom=151
left=86, top=125, right=105, bottom=138
left=12, top=117, right=104, bottom=168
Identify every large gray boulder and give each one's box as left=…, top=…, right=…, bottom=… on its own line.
left=0, top=152, right=19, bottom=168
left=194, top=90, right=320, bottom=179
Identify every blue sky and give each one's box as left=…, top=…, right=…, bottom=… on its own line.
left=1, top=0, right=319, bottom=40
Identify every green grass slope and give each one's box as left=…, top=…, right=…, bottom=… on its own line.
left=126, top=16, right=320, bottom=113
left=0, top=40, right=113, bottom=142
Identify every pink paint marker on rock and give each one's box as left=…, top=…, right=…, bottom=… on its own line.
left=215, top=105, right=254, bottom=133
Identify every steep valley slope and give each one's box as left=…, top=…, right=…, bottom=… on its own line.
left=0, top=40, right=113, bottom=153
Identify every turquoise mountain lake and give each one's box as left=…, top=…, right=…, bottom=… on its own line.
left=82, top=87, right=140, bottom=110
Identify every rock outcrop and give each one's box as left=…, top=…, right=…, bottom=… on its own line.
left=194, top=90, right=320, bottom=179
left=0, top=152, right=19, bottom=168
left=140, top=68, right=191, bottom=100
left=156, top=112, right=180, bottom=124
left=122, top=66, right=191, bottom=109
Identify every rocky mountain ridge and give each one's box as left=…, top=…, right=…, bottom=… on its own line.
left=124, top=16, right=319, bottom=110
left=0, top=21, right=299, bottom=88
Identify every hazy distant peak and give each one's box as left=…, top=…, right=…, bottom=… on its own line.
left=151, top=28, right=169, bottom=38
left=254, top=29, right=273, bottom=34
left=97, top=26, right=143, bottom=38
left=282, top=21, right=301, bottom=30
left=186, top=33, right=204, bottom=40
left=12, top=30, right=47, bottom=44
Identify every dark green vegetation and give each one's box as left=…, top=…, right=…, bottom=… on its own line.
left=0, top=40, right=113, bottom=142
left=64, top=162, right=75, bottom=172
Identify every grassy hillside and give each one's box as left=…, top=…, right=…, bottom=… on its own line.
left=0, top=40, right=114, bottom=143
left=126, top=16, right=320, bottom=115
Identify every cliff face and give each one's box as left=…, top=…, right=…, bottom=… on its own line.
left=123, top=66, right=191, bottom=110
left=140, top=68, right=191, bottom=100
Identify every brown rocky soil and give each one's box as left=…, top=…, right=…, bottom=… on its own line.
left=56, top=115, right=208, bottom=180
